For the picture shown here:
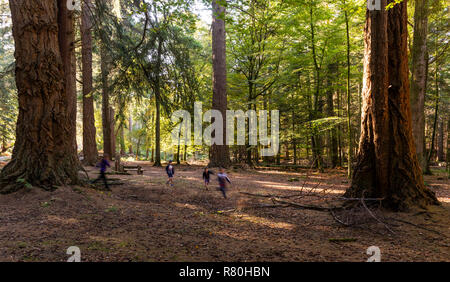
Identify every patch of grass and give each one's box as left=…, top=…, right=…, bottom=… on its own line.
left=72, top=187, right=84, bottom=194
left=194, top=211, right=205, bottom=216
left=105, top=206, right=118, bottom=213
left=17, top=178, right=32, bottom=191
left=87, top=241, right=110, bottom=252
left=17, top=241, right=27, bottom=248
left=21, top=255, right=39, bottom=262
left=117, top=241, right=130, bottom=248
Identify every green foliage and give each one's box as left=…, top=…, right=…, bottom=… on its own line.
left=0, top=1, right=17, bottom=150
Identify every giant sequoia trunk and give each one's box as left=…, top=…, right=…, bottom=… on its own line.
left=410, top=0, right=429, bottom=170
left=345, top=0, right=438, bottom=211
left=209, top=0, right=231, bottom=168
left=81, top=0, right=98, bottom=165
left=0, top=0, right=80, bottom=193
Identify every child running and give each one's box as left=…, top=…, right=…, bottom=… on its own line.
left=202, top=167, right=214, bottom=190
left=165, top=160, right=175, bottom=187
left=217, top=168, right=231, bottom=199
left=91, top=154, right=111, bottom=191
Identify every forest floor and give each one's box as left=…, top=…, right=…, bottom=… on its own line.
left=0, top=161, right=449, bottom=262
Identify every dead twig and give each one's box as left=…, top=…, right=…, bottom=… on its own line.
left=360, top=196, right=395, bottom=235
left=387, top=217, right=448, bottom=238
left=271, top=197, right=340, bottom=212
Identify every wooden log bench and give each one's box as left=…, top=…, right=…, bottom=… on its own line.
left=123, top=165, right=144, bottom=175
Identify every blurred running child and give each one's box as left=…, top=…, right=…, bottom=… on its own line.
left=202, top=167, right=214, bottom=190
left=165, top=160, right=175, bottom=187
left=92, top=154, right=111, bottom=190
left=217, top=168, right=231, bottom=199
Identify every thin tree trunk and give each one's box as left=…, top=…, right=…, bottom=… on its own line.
left=344, top=4, right=352, bottom=178
left=110, top=106, right=116, bottom=158
left=309, top=5, right=323, bottom=172
left=100, top=45, right=112, bottom=158
left=120, top=125, right=125, bottom=155
left=136, top=137, right=141, bottom=161
left=292, top=110, right=297, bottom=165
left=425, top=59, right=440, bottom=174
left=128, top=112, right=133, bottom=154
left=446, top=118, right=450, bottom=177
left=437, top=119, right=444, bottom=161
left=154, top=92, right=161, bottom=166
left=327, top=63, right=338, bottom=168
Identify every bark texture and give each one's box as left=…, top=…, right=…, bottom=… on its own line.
left=100, top=45, right=112, bottom=158
left=0, top=0, right=80, bottom=193
left=410, top=0, right=429, bottom=170
left=209, top=0, right=231, bottom=168
left=81, top=0, right=98, bottom=165
left=345, top=0, right=438, bottom=211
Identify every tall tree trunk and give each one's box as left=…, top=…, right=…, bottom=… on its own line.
left=345, top=0, right=438, bottom=210
left=153, top=35, right=163, bottom=167
left=209, top=0, right=231, bottom=168
left=425, top=60, right=440, bottom=174
left=128, top=112, right=133, bottom=154
left=136, top=137, right=140, bottom=161
left=81, top=0, right=98, bottom=165
left=292, top=110, right=298, bottom=165
left=154, top=93, right=161, bottom=166
left=1, top=0, right=80, bottom=193
left=327, top=63, right=338, bottom=168
left=437, top=119, right=444, bottom=161
left=110, top=106, right=116, bottom=158
left=446, top=118, right=450, bottom=177
left=309, top=5, right=323, bottom=172
left=344, top=4, right=353, bottom=178
left=410, top=0, right=429, bottom=170
left=100, top=45, right=112, bottom=158
left=120, top=125, right=125, bottom=155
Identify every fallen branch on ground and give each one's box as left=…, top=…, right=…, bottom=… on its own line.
left=387, top=217, right=447, bottom=237
left=360, top=196, right=395, bottom=235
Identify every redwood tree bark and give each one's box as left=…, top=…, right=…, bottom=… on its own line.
left=0, top=0, right=80, bottom=193
left=209, top=0, right=231, bottom=168
left=410, top=0, right=429, bottom=170
left=58, top=0, right=77, bottom=153
left=345, top=0, right=438, bottom=210
left=81, top=0, right=98, bottom=165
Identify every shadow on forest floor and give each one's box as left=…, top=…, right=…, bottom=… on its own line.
left=0, top=161, right=448, bottom=262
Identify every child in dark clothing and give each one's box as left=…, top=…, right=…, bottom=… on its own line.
left=217, top=168, right=231, bottom=199
left=92, top=154, right=111, bottom=190
left=165, top=160, right=175, bottom=187
left=202, top=168, right=214, bottom=190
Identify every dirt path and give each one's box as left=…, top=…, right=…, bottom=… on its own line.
left=0, top=162, right=448, bottom=262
